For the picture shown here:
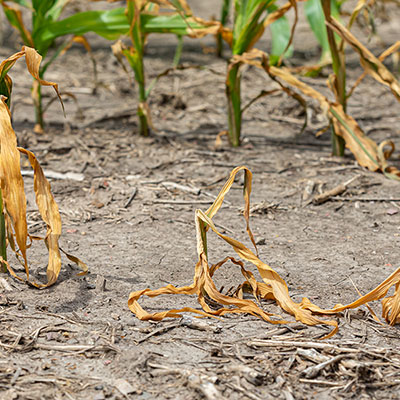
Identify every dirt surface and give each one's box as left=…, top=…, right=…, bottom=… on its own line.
left=1, top=1, right=400, bottom=399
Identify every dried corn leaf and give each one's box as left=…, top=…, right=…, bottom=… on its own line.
left=128, top=166, right=400, bottom=336
left=326, top=18, right=400, bottom=101
left=60, top=35, right=92, bottom=56
left=0, top=97, right=28, bottom=275
left=129, top=166, right=338, bottom=338
left=23, top=46, right=65, bottom=116
left=347, top=42, right=400, bottom=98
left=0, top=2, right=34, bottom=48
left=0, top=47, right=64, bottom=113
left=347, top=0, right=368, bottom=30
left=0, top=90, right=85, bottom=288
left=231, top=49, right=400, bottom=178
left=196, top=207, right=338, bottom=337
left=301, top=267, right=400, bottom=325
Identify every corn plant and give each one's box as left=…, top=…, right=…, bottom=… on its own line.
left=305, top=0, right=341, bottom=65
left=0, top=188, right=6, bottom=273
left=0, top=47, right=87, bottom=286
left=128, top=165, right=400, bottom=336
left=0, top=1, right=77, bottom=131
left=225, top=0, right=294, bottom=147
left=39, top=0, right=219, bottom=136
left=304, top=0, right=345, bottom=155
left=118, top=1, right=222, bottom=136
left=216, top=0, right=231, bottom=57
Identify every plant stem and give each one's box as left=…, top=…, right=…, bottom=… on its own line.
left=330, top=123, right=344, bottom=156
left=137, top=102, right=149, bottom=136
left=321, top=0, right=345, bottom=156
left=136, top=61, right=150, bottom=137
left=226, top=63, right=242, bottom=147
left=32, top=79, right=44, bottom=132
left=173, top=35, right=183, bottom=67
left=217, top=0, right=231, bottom=57
left=0, top=188, right=7, bottom=273
left=127, top=1, right=150, bottom=137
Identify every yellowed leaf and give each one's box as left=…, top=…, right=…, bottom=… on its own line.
left=23, top=46, right=65, bottom=117
left=326, top=18, right=400, bottom=101
left=129, top=166, right=338, bottom=338
left=230, top=49, right=400, bottom=177
left=0, top=97, right=28, bottom=277
left=0, top=3, right=34, bottom=47
left=128, top=166, right=400, bottom=337
left=0, top=94, right=86, bottom=287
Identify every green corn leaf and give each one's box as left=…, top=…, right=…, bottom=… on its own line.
left=233, top=0, right=273, bottom=55
left=37, top=7, right=215, bottom=44
left=220, top=0, right=231, bottom=26
left=268, top=5, right=293, bottom=65
left=305, top=0, right=340, bottom=62
left=142, top=13, right=213, bottom=35
left=46, top=0, right=69, bottom=21
left=35, top=8, right=129, bottom=43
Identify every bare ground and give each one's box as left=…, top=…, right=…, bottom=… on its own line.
left=1, top=1, right=400, bottom=399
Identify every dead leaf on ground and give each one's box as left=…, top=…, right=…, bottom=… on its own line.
left=128, top=166, right=400, bottom=337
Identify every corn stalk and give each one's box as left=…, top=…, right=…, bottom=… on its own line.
left=0, top=188, right=7, bottom=273
left=321, top=0, right=346, bottom=156
left=217, top=0, right=231, bottom=57
left=226, top=0, right=293, bottom=147
left=126, top=1, right=149, bottom=136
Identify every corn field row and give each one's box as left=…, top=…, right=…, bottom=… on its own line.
left=0, top=0, right=399, bottom=336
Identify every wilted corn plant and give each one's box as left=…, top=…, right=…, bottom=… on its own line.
left=320, top=0, right=347, bottom=156
left=228, top=44, right=400, bottom=179
left=304, top=0, right=400, bottom=160
left=128, top=166, right=400, bottom=336
left=0, top=47, right=87, bottom=286
left=224, top=0, right=295, bottom=146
